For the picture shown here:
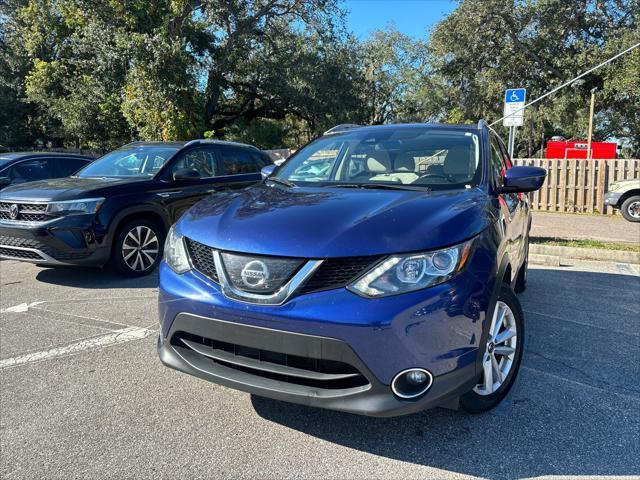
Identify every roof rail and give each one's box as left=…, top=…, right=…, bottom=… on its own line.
left=183, top=139, right=259, bottom=150
left=323, top=124, right=363, bottom=135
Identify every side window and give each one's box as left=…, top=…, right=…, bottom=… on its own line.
left=171, top=147, right=218, bottom=178
left=496, top=137, right=512, bottom=168
left=221, top=146, right=268, bottom=175
left=57, top=158, right=90, bottom=177
left=489, top=135, right=506, bottom=188
left=9, top=159, right=54, bottom=183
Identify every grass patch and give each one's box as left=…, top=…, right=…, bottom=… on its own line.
left=531, top=237, right=640, bottom=252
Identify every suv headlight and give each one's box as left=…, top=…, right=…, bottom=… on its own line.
left=46, top=198, right=104, bottom=215
left=348, top=240, right=474, bottom=298
left=164, top=225, right=190, bottom=274
left=607, top=182, right=620, bottom=192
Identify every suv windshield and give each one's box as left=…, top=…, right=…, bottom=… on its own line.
left=276, top=127, right=481, bottom=190
left=77, top=146, right=179, bottom=178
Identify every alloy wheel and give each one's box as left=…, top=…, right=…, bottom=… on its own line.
left=473, top=301, right=518, bottom=396
left=122, top=225, right=159, bottom=272
left=628, top=200, right=640, bottom=219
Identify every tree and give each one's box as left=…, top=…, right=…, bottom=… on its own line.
left=420, top=0, right=640, bottom=155
left=358, top=28, right=428, bottom=124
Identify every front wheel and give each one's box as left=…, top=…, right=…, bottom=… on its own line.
left=111, top=220, right=164, bottom=277
left=461, top=285, right=525, bottom=413
left=620, top=195, right=640, bottom=223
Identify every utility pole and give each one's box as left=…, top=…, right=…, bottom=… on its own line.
left=586, top=87, right=598, bottom=160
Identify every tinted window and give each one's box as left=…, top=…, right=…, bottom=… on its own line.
left=489, top=134, right=506, bottom=188
left=9, top=159, right=54, bottom=183
left=276, top=127, right=481, bottom=190
left=78, top=146, right=179, bottom=178
left=57, top=158, right=90, bottom=177
left=170, top=147, right=218, bottom=178
left=221, top=146, right=268, bottom=175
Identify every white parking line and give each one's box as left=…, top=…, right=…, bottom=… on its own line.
left=0, top=326, right=155, bottom=369
left=1, top=302, right=45, bottom=313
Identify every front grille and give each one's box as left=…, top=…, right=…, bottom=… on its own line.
left=299, top=255, right=384, bottom=294
left=185, top=236, right=384, bottom=296
left=221, top=251, right=303, bottom=293
left=173, top=331, right=370, bottom=390
left=0, top=246, right=43, bottom=260
left=0, top=202, right=48, bottom=222
left=185, top=238, right=218, bottom=282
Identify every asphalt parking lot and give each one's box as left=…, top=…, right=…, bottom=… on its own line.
left=1, top=259, right=639, bottom=479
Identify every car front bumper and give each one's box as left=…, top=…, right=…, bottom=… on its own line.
left=0, top=216, right=110, bottom=266
left=604, top=191, right=622, bottom=207
left=157, top=237, right=498, bottom=416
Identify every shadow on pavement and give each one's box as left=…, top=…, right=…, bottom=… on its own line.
left=35, top=266, right=159, bottom=289
left=252, top=267, right=640, bottom=479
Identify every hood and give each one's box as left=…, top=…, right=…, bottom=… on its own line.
left=179, top=184, right=492, bottom=258
left=0, top=176, right=147, bottom=202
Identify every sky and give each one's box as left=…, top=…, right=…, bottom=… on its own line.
left=343, top=0, right=457, bottom=39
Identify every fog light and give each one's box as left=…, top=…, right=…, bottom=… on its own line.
left=391, top=368, right=433, bottom=399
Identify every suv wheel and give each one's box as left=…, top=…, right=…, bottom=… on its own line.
left=460, top=285, right=525, bottom=413
left=112, top=220, right=164, bottom=277
left=620, top=195, right=640, bottom=223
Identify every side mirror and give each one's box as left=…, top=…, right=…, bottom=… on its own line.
left=498, top=166, right=547, bottom=193
left=0, top=177, right=10, bottom=189
left=261, top=164, right=276, bottom=179
left=173, top=168, right=201, bottom=181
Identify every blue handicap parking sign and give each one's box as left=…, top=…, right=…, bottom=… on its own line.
left=505, top=88, right=526, bottom=103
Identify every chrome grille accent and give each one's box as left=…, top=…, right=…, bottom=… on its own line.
left=0, top=202, right=48, bottom=222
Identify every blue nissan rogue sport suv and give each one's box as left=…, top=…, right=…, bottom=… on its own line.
left=157, top=122, right=546, bottom=416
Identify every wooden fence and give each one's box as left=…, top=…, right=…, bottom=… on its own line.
left=512, top=158, right=640, bottom=215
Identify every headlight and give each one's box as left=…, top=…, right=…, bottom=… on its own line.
left=348, top=240, right=474, bottom=298
left=46, top=198, right=104, bottom=215
left=607, top=183, right=620, bottom=192
left=164, top=225, right=190, bottom=274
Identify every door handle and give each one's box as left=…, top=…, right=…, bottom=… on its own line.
left=157, top=191, right=182, bottom=198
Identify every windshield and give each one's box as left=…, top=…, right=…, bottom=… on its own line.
left=275, top=127, right=481, bottom=190
left=77, top=146, right=179, bottom=178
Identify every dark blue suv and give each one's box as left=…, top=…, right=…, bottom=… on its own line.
left=157, top=122, right=546, bottom=416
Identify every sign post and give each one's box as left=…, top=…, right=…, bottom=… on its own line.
left=503, top=88, right=526, bottom=157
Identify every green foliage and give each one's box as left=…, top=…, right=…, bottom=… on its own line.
left=0, top=0, right=637, bottom=155
left=421, top=0, right=640, bottom=155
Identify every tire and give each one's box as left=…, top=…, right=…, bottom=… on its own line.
left=111, top=219, right=164, bottom=277
left=514, top=239, right=528, bottom=294
left=620, top=195, right=640, bottom=223
left=460, top=285, right=525, bottom=413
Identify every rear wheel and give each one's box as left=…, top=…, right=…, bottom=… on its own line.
left=461, top=285, right=524, bottom=413
left=620, top=195, right=640, bottom=223
left=111, top=220, right=164, bottom=277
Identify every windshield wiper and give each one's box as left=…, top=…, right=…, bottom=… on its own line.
left=332, top=183, right=430, bottom=192
left=265, top=177, right=297, bottom=188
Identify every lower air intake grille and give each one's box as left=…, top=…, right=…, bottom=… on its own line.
left=173, top=331, right=370, bottom=390
left=0, top=246, right=43, bottom=260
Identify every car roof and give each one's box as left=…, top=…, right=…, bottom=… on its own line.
left=328, top=123, right=480, bottom=135
left=0, top=152, right=93, bottom=163
left=122, top=141, right=188, bottom=148
left=122, top=139, right=260, bottom=151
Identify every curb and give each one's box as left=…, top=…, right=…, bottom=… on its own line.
left=530, top=244, right=640, bottom=265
